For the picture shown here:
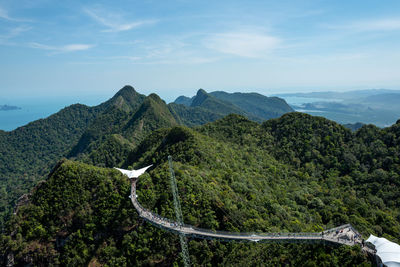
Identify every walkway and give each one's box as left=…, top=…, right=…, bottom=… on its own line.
left=129, top=179, right=367, bottom=247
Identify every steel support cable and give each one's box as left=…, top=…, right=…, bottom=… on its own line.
left=168, top=156, right=191, bottom=267
left=213, top=195, right=243, bottom=230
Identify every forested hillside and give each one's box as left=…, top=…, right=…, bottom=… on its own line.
left=0, top=86, right=295, bottom=230
left=174, top=89, right=294, bottom=121
left=209, top=91, right=293, bottom=119
left=0, top=85, right=151, bottom=229
left=1, top=113, right=399, bottom=266
left=0, top=104, right=102, bottom=228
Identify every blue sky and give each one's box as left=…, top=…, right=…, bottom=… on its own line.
left=1, top=0, right=400, bottom=102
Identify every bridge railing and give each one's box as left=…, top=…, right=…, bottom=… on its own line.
left=131, top=184, right=356, bottom=240
left=323, top=224, right=351, bottom=233
left=181, top=223, right=323, bottom=238
left=133, top=198, right=178, bottom=225
left=133, top=199, right=325, bottom=238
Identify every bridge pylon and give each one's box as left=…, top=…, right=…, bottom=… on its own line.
left=168, top=156, right=191, bottom=267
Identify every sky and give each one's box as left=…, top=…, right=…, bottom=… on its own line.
left=1, top=0, right=400, bottom=103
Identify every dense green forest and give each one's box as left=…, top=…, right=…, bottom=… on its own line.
left=1, top=112, right=399, bottom=266
left=174, top=89, right=294, bottom=120
left=0, top=86, right=149, bottom=229
left=0, top=104, right=101, bottom=228
left=0, top=86, right=292, bottom=230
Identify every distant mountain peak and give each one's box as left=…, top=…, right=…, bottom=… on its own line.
left=102, top=85, right=145, bottom=113
left=197, top=88, right=207, bottom=95
left=115, top=85, right=137, bottom=96
left=147, top=93, right=164, bottom=103
left=191, top=89, right=210, bottom=107
left=122, top=93, right=178, bottom=139
left=174, top=89, right=293, bottom=121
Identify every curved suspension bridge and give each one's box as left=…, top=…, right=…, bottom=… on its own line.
left=129, top=177, right=366, bottom=246
left=116, top=161, right=377, bottom=266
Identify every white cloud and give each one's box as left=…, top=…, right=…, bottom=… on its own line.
left=0, top=26, right=30, bottom=38
left=29, top=42, right=94, bottom=53
left=326, top=18, right=400, bottom=32
left=0, top=6, right=31, bottom=22
left=0, top=6, right=11, bottom=20
left=136, top=56, right=218, bottom=65
left=0, top=26, right=31, bottom=44
left=84, top=8, right=156, bottom=32
left=107, top=55, right=143, bottom=61
left=205, top=32, right=280, bottom=58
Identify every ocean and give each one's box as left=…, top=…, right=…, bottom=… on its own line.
left=0, top=96, right=107, bottom=131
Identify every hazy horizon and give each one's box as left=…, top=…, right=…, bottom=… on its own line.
left=1, top=86, right=400, bottom=106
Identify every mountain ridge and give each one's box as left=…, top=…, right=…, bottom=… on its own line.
left=2, top=85, right=399, bottom=265
left=4, top=112, right=400, bottom=265
left=0, top=103, right=103, bottom=227
left=175, top=89, right=294, bottom=121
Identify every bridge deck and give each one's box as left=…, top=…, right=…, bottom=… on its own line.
left=130, top=180, right=367, bottom=247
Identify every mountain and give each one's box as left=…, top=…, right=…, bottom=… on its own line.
left=174, top=95, right=193, bottom=106
left=2, top=113, right=400, bottom=265
left=3, top=86, right=287, bottom=229
left=99, top=85, right=147, bottom=112
left=169, top=89, right=263, bottom=126
left=0, top=85, right=147, bottom=228
left=122, top=93, right=178, bottom=139
left=276, top=89, right=400, bottom=100
left=67, top=85, right=146, bottom=157
left=210, top=91, right=293, bottom=119
left=190, top=89, right=256, bottom=119
left=168, top=103, right=222, bottom=127
left=2, top=86, right=400, bottom=265
left=343, top=122, right=365, bottom=132
left=174, top=89, right=293, bottom=121
left=68, top=92, right=179, bottom=167
left=362, top=93, right=400, bottom=107
left=0, top=103, right=103, bottom=228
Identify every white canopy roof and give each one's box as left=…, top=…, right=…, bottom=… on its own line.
left=366, top=235, right=400, bottom=267
left=114, top=165, right=152, bottom=179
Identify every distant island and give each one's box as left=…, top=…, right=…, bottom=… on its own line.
left=0, top=104, right=21, bottom=111
left=275, top=89, right=400, bottom=127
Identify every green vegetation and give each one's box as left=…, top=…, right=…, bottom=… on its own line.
left=1, top=160, right=178, bottom=266
left=69, top=93, right=179, bottom=168
left=67, top=86, right=147, bottom=158
left=168, top=103, right=221, bottom=127
left=4, top=85, right=286, bottom=229
left=209, top=91, right=293, bottom=119
left=344, top=122, right=365, bottom=132
left=0, top=104, right=100, bottom=228
left=190, top=89, right=261, bottom=122
left=2, top=112, right=400, bottom=265
left=0, top=85, right=147, bottom=229
left=174, top=89, right=294, bottom=121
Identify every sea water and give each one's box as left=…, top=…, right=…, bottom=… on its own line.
left=0, top=95, right=107, bottom=131
left=279, top=96, right=331, bottom=106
